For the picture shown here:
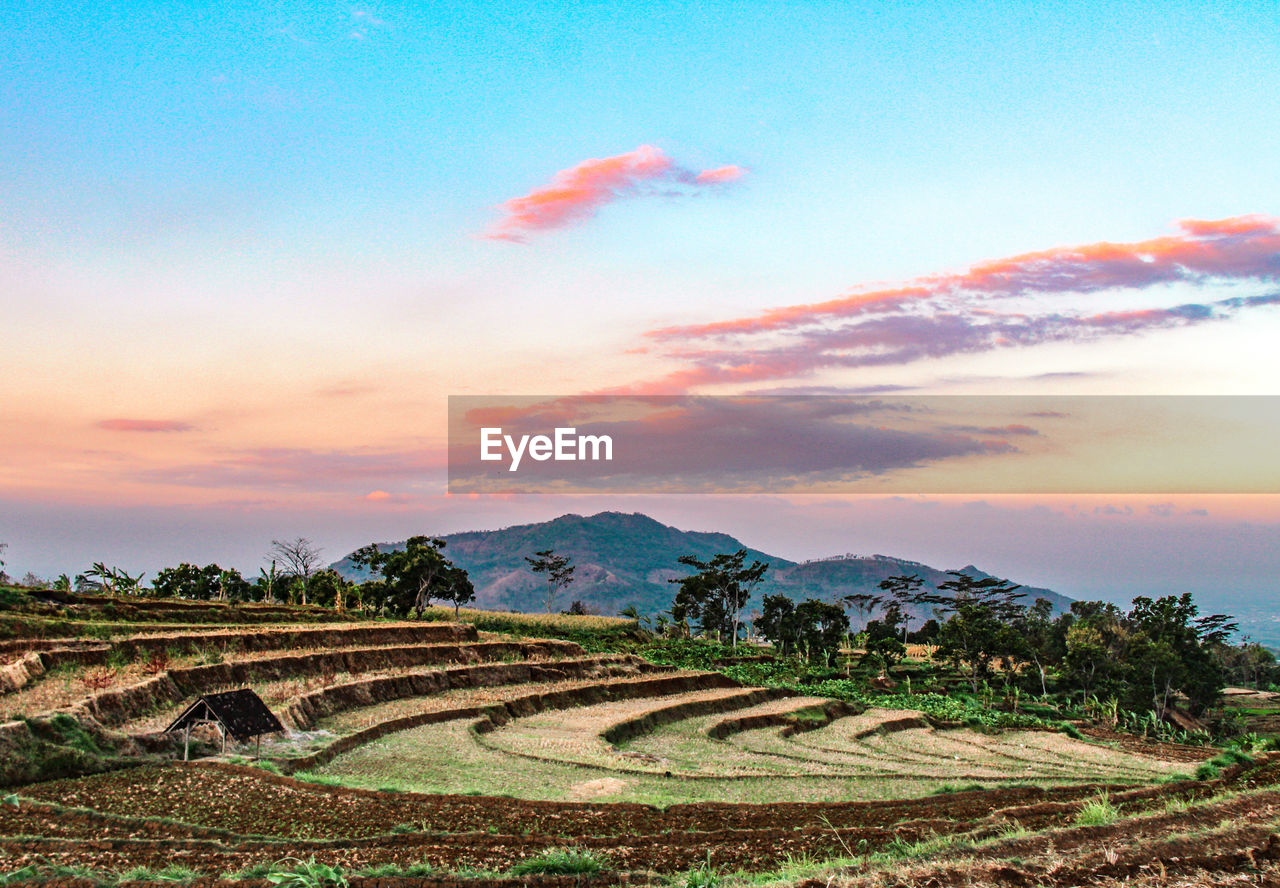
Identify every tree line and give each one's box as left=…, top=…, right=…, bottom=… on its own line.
left=7, top=536, right=1275, bottom=722
left=11, top=537, right=581, bottom=619
left=665, top=553, right=1277, bottom=723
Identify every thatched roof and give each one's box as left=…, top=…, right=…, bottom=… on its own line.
left=164, top=688, right=284, bottom=742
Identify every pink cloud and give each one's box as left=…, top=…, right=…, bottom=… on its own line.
left=651, top=215, right=1280, bottom=340
left=364, top=489, right=415, bottom=504
left=484, top=145, right=745, bottom=241
left=695, top=164, right=747, bottom=184
left=622, top=216, right=1280, bottom=393
left=97, top=419, right=194, bottom=433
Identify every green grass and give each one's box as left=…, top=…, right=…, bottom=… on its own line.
left=507, top=848, right=607, bottom=876
left=239, top=858, right=347, bottom=888
left=1073, top=794, right=1119, bottom=827
left=0, top=864, right=204, bottom=886
left=292, top=771, right=344, bottom=787
left=118, top=865, right=201, bottom=884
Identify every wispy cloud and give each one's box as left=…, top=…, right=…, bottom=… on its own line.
left=132, top=447, right=443, bottom=490
left=97, top=419, right=194, bottom=433
left=634, top=216, right=1280, bottom=391
left=694, top=165, right=747, bottom=184
left=484, top=145, right=745, bottom=241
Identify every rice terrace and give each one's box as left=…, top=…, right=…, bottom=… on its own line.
left=2, top=526, right=1280, bottom=888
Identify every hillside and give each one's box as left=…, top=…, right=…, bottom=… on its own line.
left=332, top=511, right=1073, bottom=619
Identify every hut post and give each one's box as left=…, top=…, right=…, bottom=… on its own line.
left=183, top=725, right=190, bottom=762
left=220, top=722, right=227, bottom=754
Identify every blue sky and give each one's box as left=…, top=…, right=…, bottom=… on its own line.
left=2, top=1, right=1279, bottom=620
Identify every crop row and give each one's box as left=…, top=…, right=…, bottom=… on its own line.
left=281, top=670, right=736, bottom=773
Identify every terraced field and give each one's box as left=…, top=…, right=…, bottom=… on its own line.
left=311, top=672, right=1196, bottom=805
left=0, top=599, right=1255, bottom=886
left=6, top=755, right=1277, bottom=882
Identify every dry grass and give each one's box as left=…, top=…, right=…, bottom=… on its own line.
left=418, top=606, right=635, bottom=631
left=314, top=659, right=660, bottom=734
left=479, top=686, right=760, bottom=772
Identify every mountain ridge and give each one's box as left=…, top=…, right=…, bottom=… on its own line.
left=331, top=510, right=1072, bottom=619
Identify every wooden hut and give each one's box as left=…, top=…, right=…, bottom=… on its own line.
left=164, top=688, right=284, bottom=760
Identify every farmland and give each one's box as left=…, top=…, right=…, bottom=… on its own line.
left=0, top=591, right=1277, bottom=886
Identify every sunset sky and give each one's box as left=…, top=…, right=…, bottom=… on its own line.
left=3, top=2, right=1279, bottom=617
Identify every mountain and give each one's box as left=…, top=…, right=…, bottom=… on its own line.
left=331, top=511, right=1073, bottom=619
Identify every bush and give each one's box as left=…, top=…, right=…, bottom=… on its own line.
left=261, top=857, right=347, bottom=888
left=1074, top=794, right=1118, bottom=827
left=507, top=848, right=606, bottom=876
left=1195, top=761, right=1222, bottom=780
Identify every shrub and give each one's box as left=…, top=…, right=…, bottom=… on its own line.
left=1074, top=795, right=1118, bottom=827
left=1057, top=721, right=1085, bottom=740
left=141, top=649, right=171, bottom=675
left=508, top=848, right=606, bottom=876
left=262, top=857, right=347, bottom=888
left=1213, top=748, right=1254, bottom=767
left=80, top=666, right=118, bottom=692
left=1195, top=761, right=1222, bottom=780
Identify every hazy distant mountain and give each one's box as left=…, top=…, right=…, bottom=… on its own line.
left=332, top=511, right=1072, bottom=619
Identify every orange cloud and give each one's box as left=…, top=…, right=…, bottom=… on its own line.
left=651, top=215, right=1280, bottom=340
left=631, top=215, right=1280, bottom=393
left=484, top=145, right=745, bottom=241
left=695, top=164, right=747, bottom=184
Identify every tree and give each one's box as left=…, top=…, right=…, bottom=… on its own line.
left=667, top=549, right=767, bottom=648
left=933, top=572, right=1026, bottom=693
left=525, top=549, right=575, bottom=614
left=861, top=604, right=907, bottom=674
left=354, top=536, right=469, bottom=617
left=307, top=569, right=355, bottom=611
left=1125, top=594, right=1232, bottom=719
left=757, top=594, right=800, bottom=657
left=0, top=542, right=8, bottom=585
left=256, top=561, right=283, bottom=603
left=757, top=596, right=849, bottom=666
left=270, top=538, right=324, bottom=607
left=841, top=591, right=884, bottom=631
left=1217, top=640, right=1279, bottom=688
left=150, top=563, right=247, bottom=602
left=78, top=563, right=144, bottom=596
left=81, top=562, right=115, bottom=595
left=795, top=599, right=850, bottom=667
left=153, top=563, right=222, bottom=600
left=1061, top=602, right=1127, bottom=703
left=438, top=562, right=476, bottom=616
left=1018, top=598, right=1064, bottom=697
left=877, top=574, right=935, bottom=644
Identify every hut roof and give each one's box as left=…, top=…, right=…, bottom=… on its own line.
left=164, top=688, right=284, bottom=742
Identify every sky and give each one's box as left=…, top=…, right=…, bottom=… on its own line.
left=2, top=1, right=1279, bottom=620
